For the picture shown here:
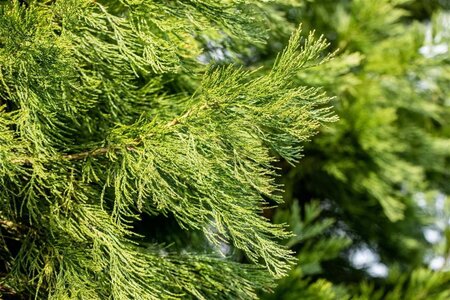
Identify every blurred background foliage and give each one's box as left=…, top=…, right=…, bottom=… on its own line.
left=252, top=0, right=450, bottom=298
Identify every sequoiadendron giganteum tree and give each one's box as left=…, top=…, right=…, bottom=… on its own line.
left=0, top=0, right=335, bottom=298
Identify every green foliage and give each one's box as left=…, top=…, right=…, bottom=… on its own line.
left=0, top=0, right=337, bottom=298
left=1, top=0, right=449, bottom=298
left=263, top=202, right=351, bottom=300
left=276, top=0, right=449, bottom=263
left=355, top=268, right=450, bottom=300
left=259, top=0, right=450, bottom=299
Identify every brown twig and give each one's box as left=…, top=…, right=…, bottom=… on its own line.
left=64, top=147, right=109, bottom=161
left=0, top=284, right=19, bottom=297
left=0, top=218, right=36, bottom=239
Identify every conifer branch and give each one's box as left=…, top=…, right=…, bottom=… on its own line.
left=0, top=0, right=341, bottom=297
left=64, top=147, right=110, bottom=161
left=0, top=218, right=36, bottom=238
left=62, top=103, right=210, bottom=161
left=0, top=219, right=21, bottom=232
left=0, top=285, right=18, bottom=297
left=9, top=104, right=210, bottom=164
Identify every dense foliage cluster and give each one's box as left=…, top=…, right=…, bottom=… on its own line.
left=0, top=0, right=449, bottom=299
left=0, top=0, right=336, bottom=298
